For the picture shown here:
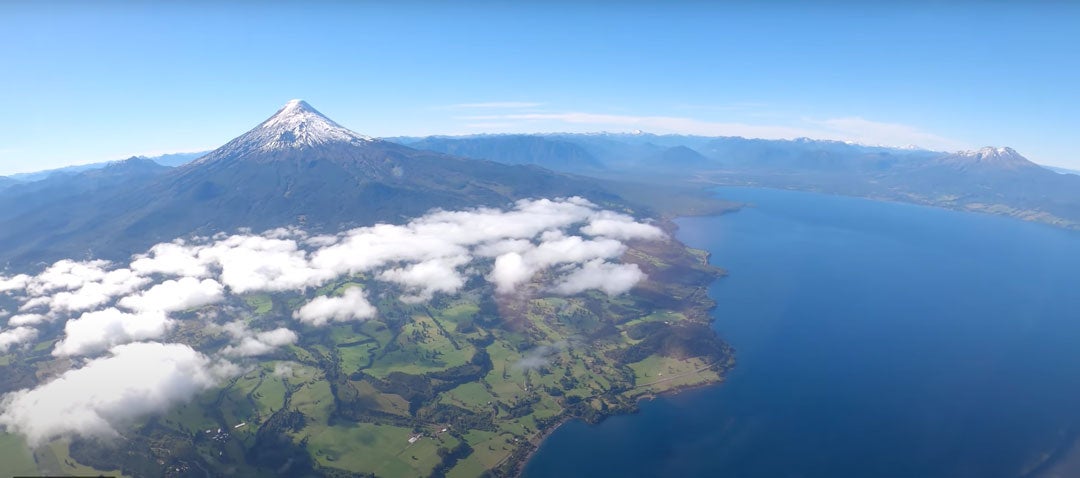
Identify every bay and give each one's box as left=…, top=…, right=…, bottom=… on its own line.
left=524, top=187, right=1080, bottom=478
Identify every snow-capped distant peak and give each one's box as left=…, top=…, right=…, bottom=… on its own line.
left=193, top=100, right=375, bottom=164
left=957, top=146, right=1018, bottom=159
left=942, top=146, right=1037, bottom=170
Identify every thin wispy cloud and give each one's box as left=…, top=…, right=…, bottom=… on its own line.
left=446, top=101, right=545, bottom=109
left=463, top=122, right=518, bottom=130
left=456, top=112, right=822, bottom=139
left=809, top=117, right=968, bottom=151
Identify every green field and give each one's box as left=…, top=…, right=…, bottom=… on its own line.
left=0, top=432, right=38, bottom=476
left=304, top=422, right=460, bottom=476
left=0, top=233, right=731, bottom=477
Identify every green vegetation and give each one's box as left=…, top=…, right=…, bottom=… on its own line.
left=0, top=432, right=38, bottom=476
left=0, top=235, right=732, bottom=477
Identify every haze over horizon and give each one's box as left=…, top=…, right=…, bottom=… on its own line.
left=1, top=2, right=1078, bottom=174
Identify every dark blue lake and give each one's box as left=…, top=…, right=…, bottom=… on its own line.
left=524, top=187, right=1080, bottom=478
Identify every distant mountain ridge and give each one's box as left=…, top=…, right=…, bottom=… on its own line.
left=404, top=135, right=605, bottom=172
left=0, top=176, right=17, bottom=190
left=395, top=133, right=1080, bottom=230
left=0, top=101, right=619, bottom=267
left=3, top=114, right=1077, bottom=263
left=2, top=151, right=206, bottom=184
left=0, top=157, right=171, bottom=222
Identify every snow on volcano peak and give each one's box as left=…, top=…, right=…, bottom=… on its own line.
left=253, top=99, right=373, bottom=151
left=194, top=100, right=375, bottom=164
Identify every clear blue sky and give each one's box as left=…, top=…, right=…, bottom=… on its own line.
left=2, top=2, right=1078, bottom=174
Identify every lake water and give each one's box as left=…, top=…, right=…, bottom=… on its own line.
left=524, top=187, right=1080, bottom=478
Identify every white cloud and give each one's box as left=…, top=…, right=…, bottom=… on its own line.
left=17, top=296, right=50, bottom=313
left=294, top=286, right=377, bottom=327
left=3, top=198, right=663, bottom=362
left=810, top=116, right=968, bottom=151
left=45, top=268, right=150, bottom=314
left=447, top=101, right=544, bottom=109
left=129, top=241, right=211, bottom=278
left=53, top=308, right=173, bottom=357
left=0, top=198, right=669, bottom=447
left=473, top=238, right=534, bottom=258
left=0, top=327, right=38, bottom=353
left=25, top=260, right=111, bottom=296
left=581, top=211, right=666, bottom=241
left=7, top=314, right=50, bottom=327
left=0, top=342, right=232, bottom=445
left=202, top=235, right=334, bottom=293
left=0, top=274, right=30, bottom=293
left=118, top=277, right=224, bottom=314
left=311, top=223, right=470, bottom=277
left=220, top=326, right=298, bottom=357
left=487, top=252, right=532, bottom=294
left=377, top=256, right=470, bottom=303
left=552, top=260, right=645, bottom=296
left=527, top=233, right=626, bottom=266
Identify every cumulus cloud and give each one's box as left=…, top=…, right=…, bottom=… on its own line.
left=582, top=211, right=666, bottom=241
left=0, top=198, right=671, bottom=447
left=0, top=274, right=30, bottom=293
left=7, top=314, right=50, bottom=327
left=378, top=256, right=470, bottom=303
left=42, top=268, right=149, bottom=314
left=117, top=277, right=225, bottom=314
left=0, top=342, right=233, bottom=445
left=25, top=260, right=111, bottom=296
left=294, top=287, right=377, bottom=326
left=201, top=235, right=334, bottom=293
left=219, top=321, right=298, bottom=357
left=488, top=253, right=532, bottom=294
left=487, top=233, right=627, bottom=294
left=552, top=260, right=645, bottom=296
left=0, top=327, right=38, bottom=353
left=53, top=308, right=173, bottom=357
left=3, top=197, right=664, bottom=359
left=129, top=241, right=212, bottom=278
left=16, top=296, right=51, bottom=313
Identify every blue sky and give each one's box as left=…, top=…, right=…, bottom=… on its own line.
left=1, top=2, right=1078, bottom=174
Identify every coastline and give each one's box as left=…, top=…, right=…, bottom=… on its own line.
left=510, top=361, right=732, bottom=477
left=507, top=207, right=737, bottom=477
left=696, top=179, right=1080, bottom=232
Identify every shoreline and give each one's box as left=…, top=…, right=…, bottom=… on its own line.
left=511, top=365, right=730, bottom=477
left=697, top=180, right=1080, bottom=233
left=509, top=205, right=736, bottom=477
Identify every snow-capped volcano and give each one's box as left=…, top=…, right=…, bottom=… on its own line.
left=938, top=146, right=1037, bottom=171
left=193, top=99, right=375, bottom=164
left=957, top=146, right=1021, bottom=160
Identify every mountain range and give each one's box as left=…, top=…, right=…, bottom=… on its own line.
left=0, top=101, right=621, bottom=267
left=393, top=134, right=1080, bottom=229
left=3, top=103, right=1078, bottom=269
